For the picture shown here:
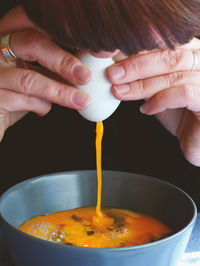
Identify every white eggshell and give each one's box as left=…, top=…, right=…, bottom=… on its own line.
left=76, top=51, right=121, bottom=122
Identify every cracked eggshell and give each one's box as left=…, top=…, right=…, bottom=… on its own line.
left=76, top=51, right=121, bottom=122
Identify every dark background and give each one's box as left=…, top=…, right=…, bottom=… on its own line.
left=1, top=1, right=200, bottom=210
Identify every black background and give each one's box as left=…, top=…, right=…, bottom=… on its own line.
left=1, top=1, right=200, bottom=211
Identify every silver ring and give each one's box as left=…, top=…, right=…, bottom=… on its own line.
left=191, top=51, right=199, bottom=71
left=1, top=34, right=18, bottom=64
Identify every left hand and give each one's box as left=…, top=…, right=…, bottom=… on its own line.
left=106, top=38, right=200, bottom=166
left=0, top=6, right=92, bottom=141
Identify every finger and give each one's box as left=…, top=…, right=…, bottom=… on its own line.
left=139, top=84, right=200, bottom=115
left=0, top=88, right=51, bottom=115
left=0, top=64, right=91, bottom=110
left=112, top=71, right=200, bottom=100
left=113, top=51, right=128, bottom=62
left=9, top=29, right=91, bottom=85
left=106, top=48, right=199, bottom=85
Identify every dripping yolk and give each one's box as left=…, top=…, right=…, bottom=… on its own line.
left=95, top=121, right=104, bottom=219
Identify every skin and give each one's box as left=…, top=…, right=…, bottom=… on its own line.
left=1, top=6, right=200, bottom=167
left=106, top=38, right=200, bottom=166
left=0, top=6, right=92, bottom=140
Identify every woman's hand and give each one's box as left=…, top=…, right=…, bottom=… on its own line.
left=107, top=38, right=200, bottom=166
left=0, top=6, right=91, bottom=141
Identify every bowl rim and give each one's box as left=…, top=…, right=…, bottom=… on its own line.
left=0, top=170, right=197, bottom=252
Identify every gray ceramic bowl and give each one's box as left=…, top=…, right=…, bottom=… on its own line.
left=0, top=170, right=197, bottom=266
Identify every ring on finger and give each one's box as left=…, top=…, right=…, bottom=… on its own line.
left=191, top=51, right=199, bottom=71
left=0, top=34, right=18, bottom=65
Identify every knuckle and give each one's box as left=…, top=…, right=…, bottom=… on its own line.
left=20, top=70, right=35, bottom=95
left=44, top=83, right=66, bottom=104
left=182, top=84, right=195, bottom=101
left=24, top=95, right=33, bottom=108
left=162, top=49, right=182, bottom=70
left=134, top=80, right=145, bottom=97
left=54, top=86, right=65, bottom=101
left=168, top=71, right=184, bottom=87
left=153, top=90, right=165, bottom=104
left=129, top=59, right=143, bottom=76
left=56, top=54, right=77, bottom=75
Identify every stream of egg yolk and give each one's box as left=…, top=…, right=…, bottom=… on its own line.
left=95, top=121, right=104, bottom=218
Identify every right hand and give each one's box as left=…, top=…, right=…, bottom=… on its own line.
left=107, top=39, right=200, bottom=166
left=0, top=6, right=91, bottom=141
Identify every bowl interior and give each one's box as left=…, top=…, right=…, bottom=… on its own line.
left=0, top=170, right=196, bottom=233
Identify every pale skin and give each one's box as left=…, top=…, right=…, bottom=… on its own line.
left=0, top=6, right=92, bottom=141
left=1, top=6, right=200, bottom=167
left=107, top=39, right=200, bottom=167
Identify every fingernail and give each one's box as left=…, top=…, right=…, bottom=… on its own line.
left=113, top=53, right=127, bottom=62
left=107, top=65, right=125, bottom=80
left=73, top=65, right=91, bottom=82
left=72, top=91, right=91, bottom=108
left=113, top=84, right=130, bottom=94
left=139, top=105, right=146, bottom=114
